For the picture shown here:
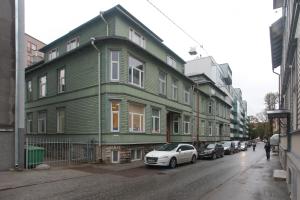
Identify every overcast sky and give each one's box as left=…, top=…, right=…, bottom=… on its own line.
left=25, top=0, right=282, bottom=116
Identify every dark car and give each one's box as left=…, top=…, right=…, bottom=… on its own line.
left=198, top=143, right=224, bottom=160
left=221, top=141, right=235, bottom=155
left=232, top=141, right=241, bottom=153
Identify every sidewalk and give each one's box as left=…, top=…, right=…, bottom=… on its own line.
left=203, top=153, right=289, bottom=200
left=0, top=161, right=145, bottom=192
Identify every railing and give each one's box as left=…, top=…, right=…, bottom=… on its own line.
left=25, top=136, right=95, bottom=169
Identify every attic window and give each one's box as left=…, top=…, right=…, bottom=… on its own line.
left=129, top=28, right=145, bottom=48
left=167, top=56, right=176, bottom=69
left=67, top=37, right=79, bottom=52
left=48, top=48, right=59, bottom=61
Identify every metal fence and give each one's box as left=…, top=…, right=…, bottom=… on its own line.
left=25, top=136, right=95, bottom=169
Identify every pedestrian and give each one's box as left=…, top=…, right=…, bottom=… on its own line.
left=252, top=142, right=256, bottom=151
left=264, top=140, right=271, bottom=160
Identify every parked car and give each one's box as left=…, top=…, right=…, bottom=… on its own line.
left=240, top=142, right=247, bottom=151
left=232, top=141, right=241, bottom=152
left=198, top=143, right=224, bottom=160
left=247, top=141, right=252, bottom=147
left=221, top=141, right=235, bottom=155
left=144, top=143, right=198, bottom=168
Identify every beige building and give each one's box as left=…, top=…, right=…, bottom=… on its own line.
left=270, top=0, right=300, bottom=199
left=25, top=33, right=45, bottom=67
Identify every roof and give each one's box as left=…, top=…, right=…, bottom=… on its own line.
left=270, top=17, right=284, bottom=69
left=38, top=5, right=185, bottom=64
left=26, top=36, right=193, bottom=83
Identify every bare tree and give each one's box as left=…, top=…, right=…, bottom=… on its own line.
left=264, top=92, right=279, bottom=110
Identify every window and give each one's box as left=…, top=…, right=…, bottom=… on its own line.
left=128, top=56, right=144, bottom=88
left=167, top=56, right=176, bottom=69
left=48, top=48, right=58, bottom=60
left=208, top=122, right=212, bottom=136
left=152, top=109, right=160, bottom=133
left=26, top=80, right=32, bottom=101
left=111, top=101, right=120, bottom=132
left=58, top=68, right=65, bottom=93
left=128, top=103, right=145, bottom=132
left=110, top=51, right=120, bottom=81
left=208, top=101, right=213, bottom=114
left=111, top=150, right=119, bottom=163
left=38, top=111, right=47, bottom=133
left=183, top=116, right=190, bottom=134
left=216, top=124, right=219, bottom=136
left=129, top=28, right=145, bottom=48
left=184, top=87, right=190, bottom=104
left=131, top=149, right=142, bottom=161
left=31, top=43, right=37, bottom=51
left=201, top=120, right=205, bottom=135
left=172, top=79, right=178, bottom=100
left=159, top=72, right=166, bottom=95
left=67, top=37, right=79, bottom=51
left=26, top=113, right=33, bottom=133
left=173, top=115, right=179, bottom=134
left=216, top=102, right=219, bottom=116
left=39, top=75, right=47, bottom=98
left=57, top=108, right=65, bottom=133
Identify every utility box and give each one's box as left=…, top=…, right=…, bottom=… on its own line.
left=25, top=146, right=45, bottom=167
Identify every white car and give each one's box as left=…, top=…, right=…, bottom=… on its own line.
left=144, top=143, right=198, bottom=168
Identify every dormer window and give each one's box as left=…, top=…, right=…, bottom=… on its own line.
left=129, top=28, right=145, bottom=48
left=167, top=56, right=176, bottom=69
left=48, top=48, right=58, bottom=61
left=67, top=37, right=79, bottom=52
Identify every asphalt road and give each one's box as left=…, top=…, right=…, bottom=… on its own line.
left=0, top=142, right=289, bottom=200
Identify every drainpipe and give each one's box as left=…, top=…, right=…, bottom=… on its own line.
left=100, top=12, right=108, bottom=36
left=90, top=37, right=102, bottom=162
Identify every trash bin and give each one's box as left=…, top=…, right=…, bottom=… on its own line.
left=25, top=145, right=45, bottom=168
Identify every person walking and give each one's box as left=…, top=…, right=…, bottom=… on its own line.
left=252, top=142, right=256, bottom=151
left=264, top=140, right=271, bottom=160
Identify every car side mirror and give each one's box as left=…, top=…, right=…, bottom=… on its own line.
left=178, top=149, right=182, bottom=153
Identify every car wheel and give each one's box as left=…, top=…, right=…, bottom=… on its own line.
left=191, top=155, right=196, bottom=164
left=169, top=157, right=177, bottom=169
left=212, top=153, right=216, bottom=160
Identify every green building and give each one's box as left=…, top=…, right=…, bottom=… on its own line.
left=190, top=74, right=231, bottom=145
left=25, top=5, right=195, bottom=163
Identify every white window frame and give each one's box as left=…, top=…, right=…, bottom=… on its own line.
left=39, top=75, right=47, bottom=98
left=173, top=115, right=179, bottom=134
left=56, top=109, right=65, bottom=133
left=208, top=101, right=213, bottom=114
left=184, top=88, right=190, bottom=104
left=131, top=149, right=142, bottom=161
left=66, top=37, right=79, bottom=52
left=159, top=72, right=166, bottom=95
left=27, top=80, right=32, bottom=100
left=129, top=28, right=146, bottom=48
left=172, top=79, right=178, bottom=101
left=111, top=101, right=120, bottom=132
left=128, top=104, right=145, bottom=133
left=111, top=150, right=120, bottom=163
left=48, top=48, right=58, bottom=60
left=167, top=56, right=176, bottom=69
left=183, top=116, right=190, bottom=134
left=38, top=111, right=47, bottom=133
left=110, top=51, right=120, bottom=81
left=152, top=109, right=160, bottom=133
left=201, top=120, right=205, bottom=135
left=26, top=113, right=33, bottom=133
left=128, top=56, right=144, bottom=88
left=58, top=68, right=65, bottom=93
left=208, top=122, right=212, bottom=136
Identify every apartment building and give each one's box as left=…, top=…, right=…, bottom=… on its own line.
left=25, top=5, right=195, bottom=164
left=185, top=57, right=248, bottom=140
left=190, top=74, right=231, bottom=144
left=269, top=0, right=300, bottom=199
left=25, top=34, right=45, bottom=67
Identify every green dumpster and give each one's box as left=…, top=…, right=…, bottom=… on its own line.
left=25, top=145, right=45, bottom=167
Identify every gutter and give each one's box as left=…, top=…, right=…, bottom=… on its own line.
left=90, top=37, right=102, bottom=162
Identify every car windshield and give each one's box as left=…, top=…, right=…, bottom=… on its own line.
left=157, top=143, right=178, bottom=151
left=206, top=144, right=215, bottom=149
left=222, top=142, right=231, bottom=147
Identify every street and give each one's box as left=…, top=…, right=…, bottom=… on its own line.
left=0, top=142, right=288, bottom=200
